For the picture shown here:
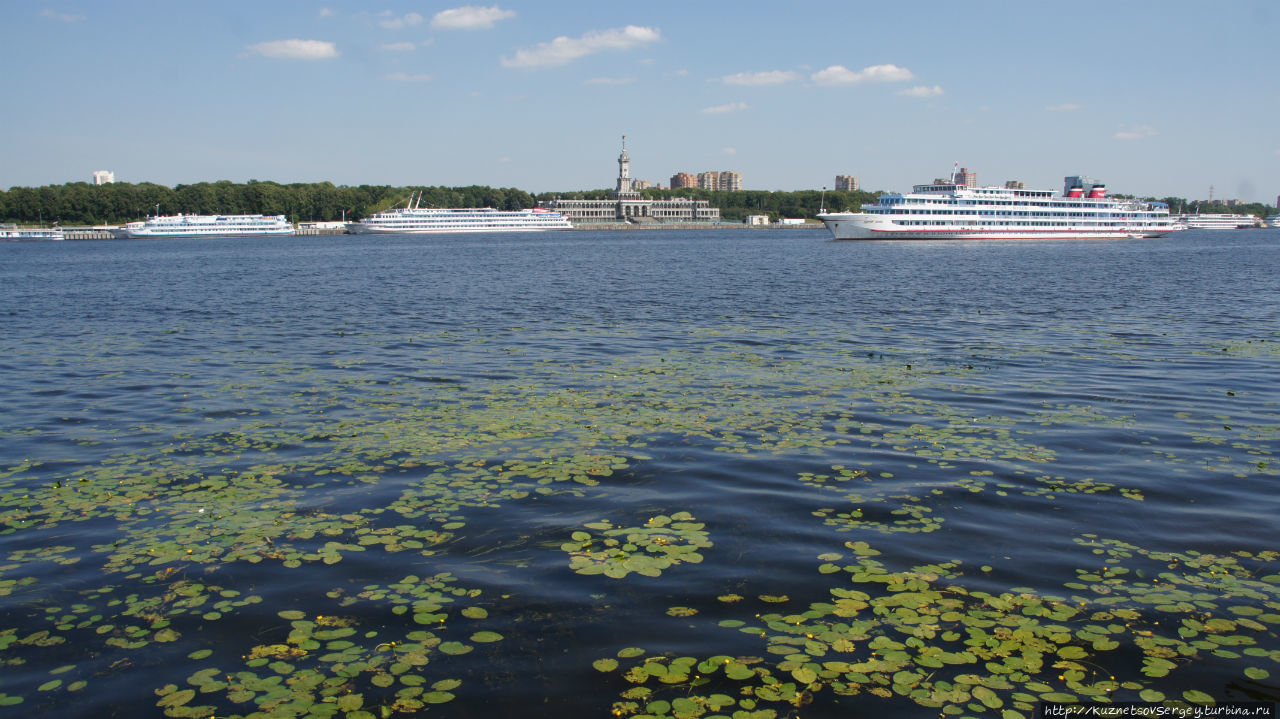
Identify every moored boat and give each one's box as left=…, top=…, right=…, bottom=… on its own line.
left=817, top=171, right=1180, bottom=241
left=1175, top=213, right=1263, bottom=230
left=347, top=192, right=573, bottom=234
left=110, top=214, right=295, bottom=239
left=0, top=224, right=64, bottom=241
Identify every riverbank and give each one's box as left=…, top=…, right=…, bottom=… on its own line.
left=40, top=223, right=826, bottom=239
left=569, top=221, right=825, bottom=231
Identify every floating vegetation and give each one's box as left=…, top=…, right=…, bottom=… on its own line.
left=602, top=536, right=1280, bottom=717
left=562, top=513, right=712, bottom=579
left=155, top=609, right=476, bottom=717
left=1, top=314, right=1278, bottom=715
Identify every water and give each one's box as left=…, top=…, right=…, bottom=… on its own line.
left=1, top=228, right=1278, bottom=717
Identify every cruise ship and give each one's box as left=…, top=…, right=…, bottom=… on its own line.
left=111, top=214, right=295, bottom=239
left=1175, top=213, right=1263, bottom=230
left=347, top=193, right=573, bottom=234
left=1266, top=215, right=1280, bottom=229
left=817, top=173, right=1180, bottom=241
left=0, top=224, right=64, bottom=241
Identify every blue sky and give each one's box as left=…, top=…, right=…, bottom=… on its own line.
left=5, top=1, right=1278, bottom=203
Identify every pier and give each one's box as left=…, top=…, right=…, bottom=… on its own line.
left=63, top=228, right=116, bottom=240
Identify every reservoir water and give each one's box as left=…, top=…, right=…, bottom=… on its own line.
left=1, top=228, right=1278, bottom=717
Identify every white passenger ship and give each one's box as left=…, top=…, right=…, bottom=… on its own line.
left=1266, top=215, right=1280, bottom=229
left=818, top=172, right=1180, bottom=241
left=111, top=214, right=295, bottom=239
left=0, top=224, right=64, bottom=241
left=347, top=193, right=572, bottom=234
left=1175, top=213, right=1263, bottom=230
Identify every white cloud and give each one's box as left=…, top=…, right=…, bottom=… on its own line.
left=700, top=101, right=748, bottom=115
left=1047, top=103, right=1080, bottom=112
left=432, top=5, right=516, bottom=30
left=388, top=72, right=432, bottom=82
left=502, top=25, right=660, bottom=68
left=246, top=39, right=339, bottom=60
left=379, top=11, right=424, bottom=29
left=41, top=9, right=85, bottom=22
left=382, top=42, right=416, bottom=51
left=898, top=84, right=943, bottom=98
left=720, top=70, right=800, bottom=86
left=319, top=8, right=334, bottom=18
left=585, top=76, right=636, bottom=85
left=1114, top=124, right=1157, bottom=140
left=811, top=63, right=914, bottom=86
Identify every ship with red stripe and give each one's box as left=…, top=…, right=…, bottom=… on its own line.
left=817, top=168, right=1180, bottom=241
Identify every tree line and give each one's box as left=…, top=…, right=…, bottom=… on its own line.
left=2, top=180, right=1274, bottom=226
left=0, top=181, right=536, bottom=226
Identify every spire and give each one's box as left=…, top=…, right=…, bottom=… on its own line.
left=616, top=134, right=634, bottom=196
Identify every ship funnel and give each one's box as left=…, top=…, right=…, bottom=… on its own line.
left=1088, top=185, right=1106, bottom=199
left=1067, top=186, right=1084, bottom=198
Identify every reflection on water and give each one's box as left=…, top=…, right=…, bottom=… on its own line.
left=0, top=229, right=1278, bottom=717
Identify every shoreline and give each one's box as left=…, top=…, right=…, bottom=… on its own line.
left=47, top=223, right=827, bottom=239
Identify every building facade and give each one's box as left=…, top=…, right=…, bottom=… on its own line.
left=670, top=173, right=696, bottom=189
left=834, top=175, right=858, bottom=191
left=538, top=137, right=720, bottom=223
left=93, top=170, right=115, bottom=185
left=696, top=171, right=742, bottom=192
left=954, top=167, right=977, bottom=188
left=1063, top=175, right=1100, bottom=196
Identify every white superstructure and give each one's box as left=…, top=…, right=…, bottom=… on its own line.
left=0, top=224, right=64, bottom=241
left=1175, top=213, right=1263, bottom=230
left=817, top=172, right=1180, bottom=241
left=111, top=214, right=294, bottom=239
left=1265, top=215, right=1280, bottom=229
left=347, top=193, right=572, bottom=234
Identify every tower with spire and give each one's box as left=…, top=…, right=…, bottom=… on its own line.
left=615, top=135, right=639, bottom=200
left=534, top=135, right=719, bottom=224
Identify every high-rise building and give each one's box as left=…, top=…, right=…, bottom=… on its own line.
left=954, top=167, right=977, bottom=188
left=670, top=173, right=696, bottom=189
left=1064, top=175, right=1100, bottom=196
left=93, top=170, right=115, bottom=185
left=696, top=171, right=742, bottom=191
left=1004, top=180, right=1025, bottom=190
left=834, top=175, right=858, bottom=191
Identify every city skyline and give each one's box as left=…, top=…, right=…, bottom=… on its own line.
left=4, top=1, right=1278, bottom=203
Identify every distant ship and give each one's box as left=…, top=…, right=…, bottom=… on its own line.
left=1266, top=215, right=1280, bottom=229
left=817, top=172, right=1180, bottom=240
left=1175, top=213, right=1263, bottom=230
left=347, top=192, right=573, bottom=234
left=0, top=224, right=64, bottom=241
left=111, top=214, right=295, bottom=239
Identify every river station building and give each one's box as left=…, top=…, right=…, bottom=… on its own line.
left=538, top=137, right=720, bottom=224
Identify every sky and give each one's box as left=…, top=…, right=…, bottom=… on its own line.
left=4, top=1, right=1279, bottom=203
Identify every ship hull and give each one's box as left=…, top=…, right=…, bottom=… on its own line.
left=346, top=223, right=570, bottom=235
left=346, top=207, right=572, bottom=234
left=819, top=213, right=1176, bottom=241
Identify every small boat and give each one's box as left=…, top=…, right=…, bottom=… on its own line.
left=0, top=224, right=64, bottom=241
